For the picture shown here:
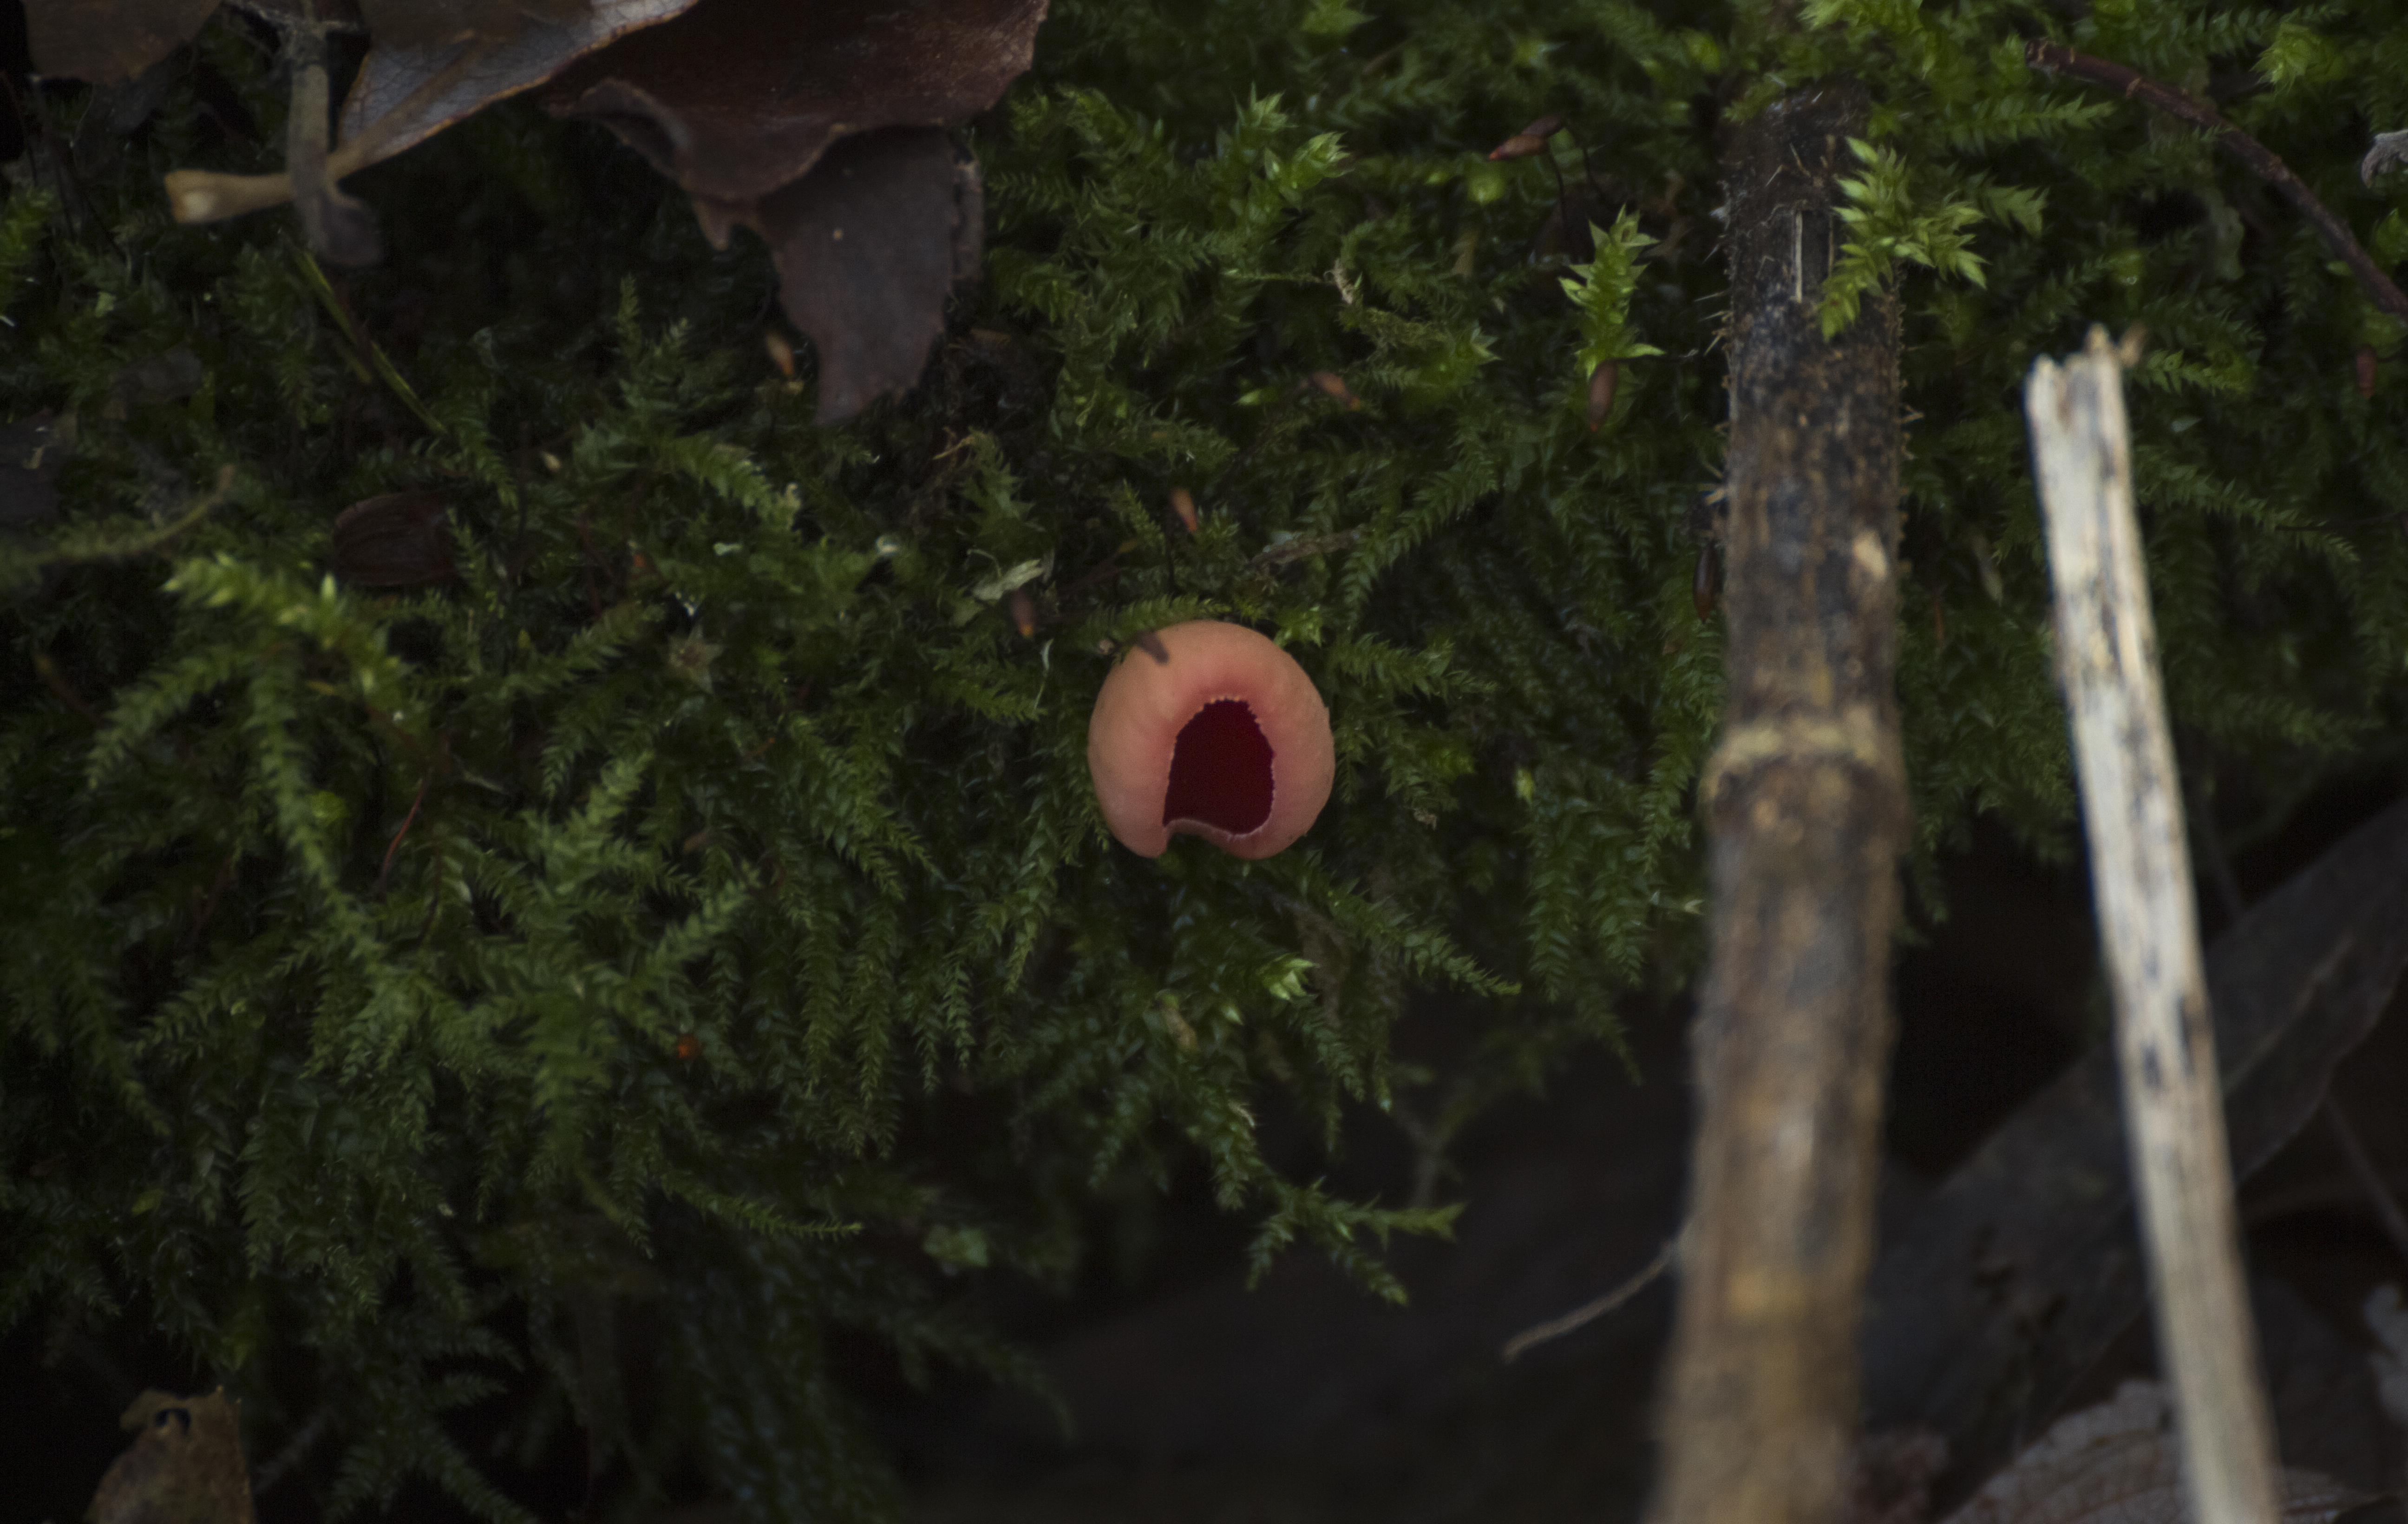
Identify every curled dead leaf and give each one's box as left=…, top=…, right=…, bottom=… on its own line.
left=752, top=127, right=983, bottom=424
left=25, top=0, right=220, bottom=85
left=157, top=0, right=1046, bottom=419
left=540, top=0, right=1046, bottom=204
left=355, top=0, right=593, bottom=47
left=541, top=0, right=1047, bottom=419
left=163, top=2, right=701, bottom=231
left=336, top=0, right=697, bottom=173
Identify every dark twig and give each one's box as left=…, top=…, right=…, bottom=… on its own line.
left=2176, top=745, right=2245, bottom=926
left=574, top=502, right=606, bottom=617
left=2324, top=1097, right=2408, bottom=1273
left=374, top=769, right=433, bottom=899
left=183, top=852, right=239, bottom=952
left=252, top=1410, right=331, bottom=1497
left=2025, top=42, right=2408, bottom=327
left=31, top=652, right=103, bottom=727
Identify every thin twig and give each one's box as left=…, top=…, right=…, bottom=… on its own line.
left=1243, top=529, right=1361, bottom=578
left=373, top=769, right=433, bottom=899
left=2324, top=1097, right=2408, bottom=1272
left=1501, top=1234, right=1678, bottom=1363
left=251, top=1410, right=331, bottom=1497
left=31, top=652, right=103, bottom=726
left=2177, top=747, right=2245, bottom=926
left=17, top=464, right=234, bottom=580
left=2026, top=42, right=2408, bottom=327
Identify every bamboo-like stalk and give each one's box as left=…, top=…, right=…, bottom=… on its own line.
left=1644, top=79, right=1907, bottom=1524
left=2025, top=326, right=2280, bottom=1524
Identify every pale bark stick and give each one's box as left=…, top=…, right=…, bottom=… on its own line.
left=2025, top=326, right=2280, bottom=1524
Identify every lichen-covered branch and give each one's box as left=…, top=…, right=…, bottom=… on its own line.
left=2026, top=329, right=2280, bottom=1524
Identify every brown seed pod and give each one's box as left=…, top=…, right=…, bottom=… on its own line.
left=1488, top=115, right=1563, bottom=159
left=1693, top=541, right=1718, bottom=619
left=1587, top=361, right=1618, bottom=430
left=1170, top=486, right=1199, bottom=532
left=330, top=490, right=455, bottom=588
left=1307, top=370, right=1361, bottom=409
left=2358, top=346, right=2378, bottom=398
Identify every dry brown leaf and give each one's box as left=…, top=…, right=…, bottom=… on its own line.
left=86, top=1388, right=258, bottom=1524
left=1938, top=1381, right=2373, bottom=1524
left=540, top=0, right=1046, bottom=204
left=356, top=0, right=591, bottom=46
left=162, top=0, right=697, bottom=236
left=537, top=0, right=1046, bottom=420
left=334, top=0, right=697, bottom=169
left=750, top=128, right=982, bottom=423
left=160, top=0, right=1046, bottom=420
left=26, top=0, right=220, bottom=84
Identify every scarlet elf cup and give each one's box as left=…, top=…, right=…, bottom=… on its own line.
left=1086, top=621, right=1335, bottom=860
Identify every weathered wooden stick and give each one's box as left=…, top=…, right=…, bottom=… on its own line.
left=1645, top=79, right=1907, bottom=1524
left=2025, top=326, right=2280, bottom=1524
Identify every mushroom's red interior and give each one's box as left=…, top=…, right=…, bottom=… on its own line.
left=1162, top=699, right=1275, bottom=835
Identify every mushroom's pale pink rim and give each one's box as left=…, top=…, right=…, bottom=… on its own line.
left=1086, top=620, right=1335, bottom=860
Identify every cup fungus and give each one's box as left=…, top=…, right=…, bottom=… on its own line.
left=1087, top=620, right=1335, bottom=860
